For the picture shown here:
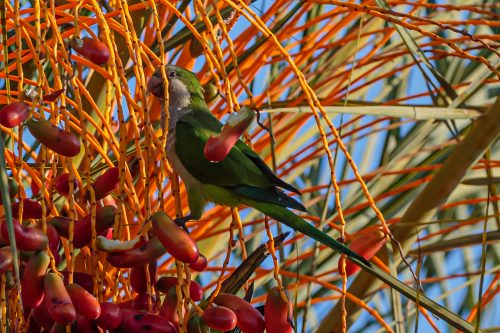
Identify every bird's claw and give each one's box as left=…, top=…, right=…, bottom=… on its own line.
left=174, top=215, right=192, bottom=234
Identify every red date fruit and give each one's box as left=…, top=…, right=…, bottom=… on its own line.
left=73, top=314, right=101, bottom=333
left=43, top=89, right=65, bottom=102
left=132, top=293, right=153, bottom=310
left=118, top=293, right=153, bottom=311
left=31, top=178, right=41, bottom=197
left=0, top=101, right=29, bottom=128
left=88, top=167, right=119, bottom=201
left=152, top=211, right=199, bottom=264
left=71, top=37, right=110, bottom=66
left=264, top=287, right=293, bottom=333
left=73, top=205, right=117, bottom=248
left=48, top=216, right=72, bottom=238
left=43, top=273, right=76, bottom=324
left=338, top=228, right=387, bottom=276
left=46, top=223, right=60, bottom=250
left=214, top=293, right=265, bottom=333
left=116, top=309, right=176, bottom=333
left=201, top=306, right=237, bottom=331
left=1, top=218, right=48, bottom=251
left=61, top=271, right=94, bottom=294
left=33, top=299, right=55, bottom=330
left=46, top=223, right=61, bottom=264
left=0, top=246, right=13, bottom=273
left=11, top=199, right=44, bottom=219
left=157, top=276, right=203, bottom=302
left=66, top=283, right=101, bottom=320
left=189, top=253, right=208, bottom=272
left=54, top=173, right=78, bottom=196
left=50, top=206, right=117, bottom=248
left=27, top=118, right=81, bottom=157
left=94, top=302, right=122, bottom=330
left=22, top=251, right=50, bottom=308
left=130, top=262, right=157, bottom=293
left=107, top=236, right=165, bottom=268
left=158, top=287, right=179, bottom=326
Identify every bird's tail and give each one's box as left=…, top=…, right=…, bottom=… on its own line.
left=243, top=198, right=371, bottom=268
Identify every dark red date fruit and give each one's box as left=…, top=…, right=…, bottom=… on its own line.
left=11, top=199, right=44, bottom=219
left=45, top=223, right=61, bottom=265
left=49, top=206, right=117, bottom=248
left=27, top=118, right=81, bottom=157
left=73, top=205, right=117, bottom=248
left=1, top=218, right=48, bottom=251
left=48, top=216, right=72, bottom=238
left=201, top=306, right=237, bottom=331
left=0, top=101, right=29, bottom=128
left=115, top=309, right=176, bottom=333
left=88, top=167, right=119, bottom=201
left=33, top=299, right=55, bottom=330
left=156, top=276, right=203, bottom=302
left=94, top=302, right=121, bottom=330
left=54, top=173, right=78, bottom=196
left=214, top=293, right=265, bottom=333
left=130, top=262, right=157, bottom=293
left=43, top=89, right=65, bottom=102
left=61, top=271, right=94, bottom=294
left=73, top=314, right=102, bottom=333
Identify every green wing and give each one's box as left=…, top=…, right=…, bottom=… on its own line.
left=175, top=110, right=305, bottom=210
left=175, top=111, right=270, bottom=188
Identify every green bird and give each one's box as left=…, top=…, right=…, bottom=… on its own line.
left=147, top=65, right=370, bottom=267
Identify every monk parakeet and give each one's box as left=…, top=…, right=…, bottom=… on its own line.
left=147, top=65, right=370, bottom=266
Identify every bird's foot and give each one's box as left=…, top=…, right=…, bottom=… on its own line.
left=174, top=215, right=193, bottom=233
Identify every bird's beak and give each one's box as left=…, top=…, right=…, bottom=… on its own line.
left=147, top=74, right=164, bottom=98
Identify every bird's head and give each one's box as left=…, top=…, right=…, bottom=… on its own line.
left=148, top=65, right=204, bottom=111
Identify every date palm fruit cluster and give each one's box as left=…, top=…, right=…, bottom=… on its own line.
left=0, top=31, right=383, bottom=332
left=0, top=36, right=301, bottom=333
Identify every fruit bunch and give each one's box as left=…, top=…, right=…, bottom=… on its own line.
left=0, top=154, right=294, bottom=332
left=0, top=211, right=295, bottom=332
left=0, top=9, right=391, bottom=332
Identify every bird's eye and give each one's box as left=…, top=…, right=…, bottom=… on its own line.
left=168, top=71, right=176, bottom=78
